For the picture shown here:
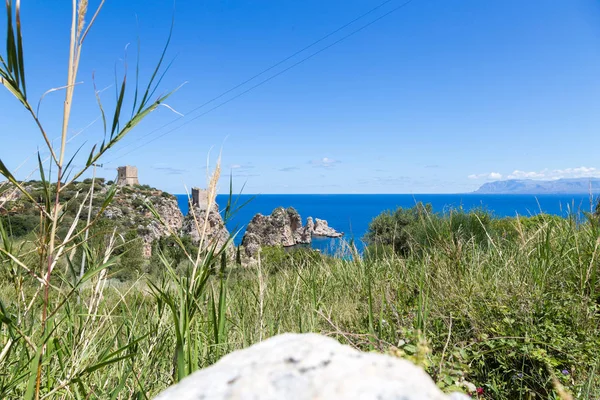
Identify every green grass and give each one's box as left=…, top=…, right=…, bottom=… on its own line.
left=1, top=2, right=599, bottom=398
left=1, top=209, right=599, bottom=399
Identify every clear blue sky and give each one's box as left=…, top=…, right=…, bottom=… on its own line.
left=2, top=0, right=600, bottom=194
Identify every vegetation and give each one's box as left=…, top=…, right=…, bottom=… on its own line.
left=1, top=203, right=600, bottom=398
left=1, top=1, right=599, bottom=399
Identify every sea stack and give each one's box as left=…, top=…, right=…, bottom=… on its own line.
left=241, top=207, right=342, bottom=258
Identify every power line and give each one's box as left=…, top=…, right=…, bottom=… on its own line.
left=105, top=0, right=414, bottom=164
left=107, top=0, right=398, bottom=159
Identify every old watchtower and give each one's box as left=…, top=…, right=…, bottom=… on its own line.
left=191, top=187, right=209, bottom=210
left=116, top=166, right=139, bottom=186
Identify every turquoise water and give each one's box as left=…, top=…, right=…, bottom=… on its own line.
left=176, top=194, right=596, bottom=252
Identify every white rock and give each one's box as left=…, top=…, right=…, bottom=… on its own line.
left=312, top=218, right=342, bottom=237
left=154, top=333, right=468, bottom=400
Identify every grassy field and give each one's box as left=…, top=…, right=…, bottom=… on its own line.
left=1, top=2, right=599, bottom=398
left=1, top=207, right=599, bottom=399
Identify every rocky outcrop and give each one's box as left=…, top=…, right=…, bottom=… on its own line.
left=0, top=183, right=21, bottom=204
left=180, top=202, right=232, bottom=254
left=299, top=216, right=314, bottom=243
left=313, top=218, right=343, bottom=237
left=104, top=189, right=183, bottom=257
left=241, top=208, right=301, bottom=257
left=154, top=333, right=469, bottom=400
left=241, top=208, right=342, bottom=258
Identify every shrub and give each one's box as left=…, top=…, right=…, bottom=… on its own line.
left=0, top=214, right=39, bottom=238
left=113, top=230, right=145, bottom=281
left=363, top=203, right=432, bottom=255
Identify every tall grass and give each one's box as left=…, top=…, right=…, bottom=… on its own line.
left=1, top=2, right=599, bottom=399
left=0, top=1, right=184, bottom=398
left=2, top=206, right=599, bottom=398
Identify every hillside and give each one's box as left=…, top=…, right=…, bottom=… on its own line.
left=0, top=179, right=183, bottom=257
left=473, top=178, right=600, bottom=194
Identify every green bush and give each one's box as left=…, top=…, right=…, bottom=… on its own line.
left=260, top=245, right=324, bottom=271
left=0, top=214, right=39, bottom=238
left=113, top=230, right=145, bottom=281
left=363, top=202, right=432, bottom=255
left=151, top=234, right=197, bottom=271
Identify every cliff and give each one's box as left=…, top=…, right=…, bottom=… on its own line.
left=180, top=201, right=232, bottom=255
left=0, top=179, right=183, bottom=257
left=103, top=184, right=183, bottom=257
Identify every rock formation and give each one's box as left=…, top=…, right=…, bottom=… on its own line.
left=104, top=189, right=183, bottom=257
left=241, top=208, right=342, bottom=258
left=180, top=201, right=232, bottom=255
left=299, top=216, right=314, bottom=243
left=313, top=218, right=343, bottom=237
left=153, top=333, right=469, bottom=400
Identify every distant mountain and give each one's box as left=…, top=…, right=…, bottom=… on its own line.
left=473, top=178, right=600, bottom=194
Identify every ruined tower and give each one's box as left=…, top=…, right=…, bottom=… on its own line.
left=116, top=166, right=139, bottom=186
left=191, top=187, right=209, bottom=210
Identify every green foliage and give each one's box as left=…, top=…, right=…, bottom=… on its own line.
left=151, top=235, right=197, bottom=270
left=363, top=202, right=432, bottom=255
left=0, top=214, right=38, bottom=238
left=260, top=245, right=324, bottom=271
left=364, top=204, right=501, bottom=256
left=113, top=230, right=145, bottom=281
left=1, top=208, right=599, bottom=398
left=363, top=243, right=396, bottom=262
left=0, top=0, right=178, bottom=397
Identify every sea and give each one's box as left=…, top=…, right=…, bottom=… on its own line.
left=176, top=194, right=597, bottom=253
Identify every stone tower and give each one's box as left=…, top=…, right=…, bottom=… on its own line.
left=116, top=166, right=139, bottom=186
left=191, top=187, right=209, bottom=210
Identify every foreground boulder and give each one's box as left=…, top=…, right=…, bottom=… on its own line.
left=154, top=333, right=468, bottom=400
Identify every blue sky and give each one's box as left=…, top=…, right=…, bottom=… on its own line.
left=2, top=0, right=600, bottom=194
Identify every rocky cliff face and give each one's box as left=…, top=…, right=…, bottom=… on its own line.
left=180, top=202, right=232, bottom=255
left=241, top=208, right=342, bottom=258
left=1, top=179, right=184, bottom=258
left=103, top=187, right=183, bottom=257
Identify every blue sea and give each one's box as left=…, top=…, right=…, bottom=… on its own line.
left=176, top=194, right=597, bottom=252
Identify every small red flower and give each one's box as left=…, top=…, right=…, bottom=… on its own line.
left=476, top=387, right=484, bottom=396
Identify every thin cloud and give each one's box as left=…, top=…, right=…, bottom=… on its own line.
left=229, top=163, right=255, bottom=173
left=310, top=157, right=340, bottom=169
left=468, top=172, right=503, bottom=180
left=469, top=166, right=600, bottom=181
left=508, top=167, right=600, bottom=180
left=506, top=170, right=546, bottom=179
left=425, top=164, right=441, bottom=169
left=279, top=166, right=299, bottom=172
left=152, top=163, right=188, bottom=175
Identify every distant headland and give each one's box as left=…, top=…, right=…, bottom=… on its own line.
left=473, top=178, right=600, bottom=194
